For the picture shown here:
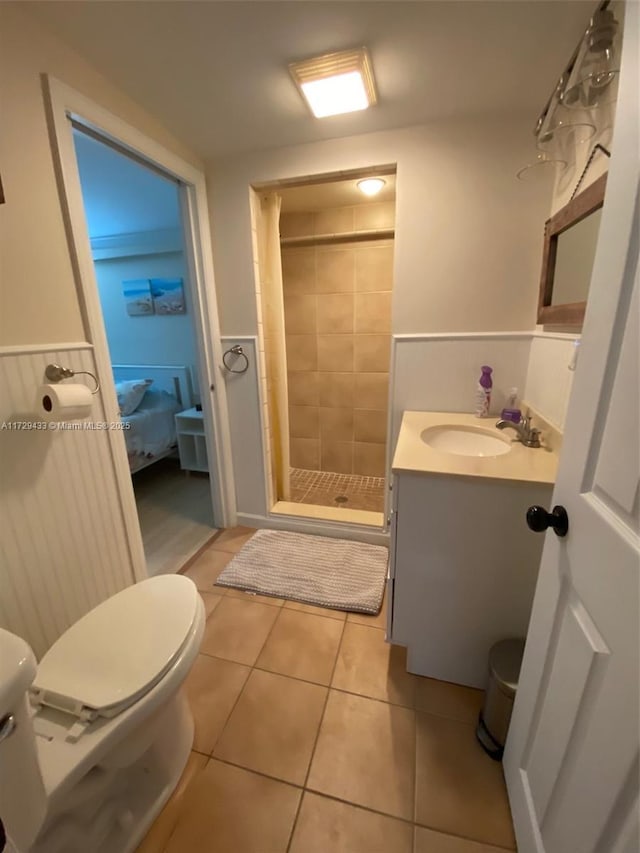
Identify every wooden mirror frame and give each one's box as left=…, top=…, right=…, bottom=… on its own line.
left=537, top=172, right=608, bottom=326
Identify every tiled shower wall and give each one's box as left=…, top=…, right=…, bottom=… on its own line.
left=280, top=201, right=394, bottom=478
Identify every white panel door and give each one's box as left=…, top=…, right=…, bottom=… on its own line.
left=503, top=8, right=639, bottom=853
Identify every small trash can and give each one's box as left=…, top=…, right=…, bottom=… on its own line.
left=476, top=638, right=525, bottom=760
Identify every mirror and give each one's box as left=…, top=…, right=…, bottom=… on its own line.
left=538, top=172, right=607, bottom=326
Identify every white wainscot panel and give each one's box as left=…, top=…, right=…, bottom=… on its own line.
left=390, top=333, right=531, bottom=447
left=0, top=345, right=135, bottom=658
left=524, top=334, right=579, bottom=431
left=220, top=336, right=268, bottom=517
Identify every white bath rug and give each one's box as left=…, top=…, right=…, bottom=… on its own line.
left=215, top=529, right=388, bottom=614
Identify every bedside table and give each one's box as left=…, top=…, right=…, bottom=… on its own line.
left=175, top=408, right=208, bottom=473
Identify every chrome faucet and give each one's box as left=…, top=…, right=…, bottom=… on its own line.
left=495, top=411, right=542, bottom=448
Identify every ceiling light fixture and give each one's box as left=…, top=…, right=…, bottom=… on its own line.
left=289, top=47, right=377, bottom=119
left=357, top=178, right=386, bottom=196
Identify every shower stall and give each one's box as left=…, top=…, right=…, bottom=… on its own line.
left=251, top=173, right=396, bottom=525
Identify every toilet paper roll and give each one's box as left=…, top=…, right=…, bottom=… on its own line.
left=39, top=383, right=93, bottom=421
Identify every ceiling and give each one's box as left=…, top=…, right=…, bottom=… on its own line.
left=73, top=130, right=181, bottom=238
left=27, top=1, right=593, bottom=160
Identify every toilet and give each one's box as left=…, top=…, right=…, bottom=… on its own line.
left=0, top=574, right=205, bottom=853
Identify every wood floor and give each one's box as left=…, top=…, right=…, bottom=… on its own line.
left=133, top=457, right=217, bottom=576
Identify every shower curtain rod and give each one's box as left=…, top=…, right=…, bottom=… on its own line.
left=280, top=227, right=395, bottom=248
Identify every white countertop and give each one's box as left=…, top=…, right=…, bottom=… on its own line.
left=392, top=411, right=558, bottom=485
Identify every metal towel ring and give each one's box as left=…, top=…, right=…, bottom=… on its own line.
left=222, top=345, right=249, bottom=374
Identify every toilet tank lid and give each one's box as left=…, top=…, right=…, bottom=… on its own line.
left=32, top=575, right=200, bottom=716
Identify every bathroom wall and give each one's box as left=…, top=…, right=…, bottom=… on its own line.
left=281, top=202, right=394, bottom=478
left=549, top=0, right=622, bottom=215
left=527, top=4, right=621, bottom=431
left=524, top=333, right=579, bottom=430
left=0, top=5, right=201, bottom=653
left=210, top=118, right=549, bottom=338
left=208, top=117, right=552, bottom=517
left=390, top=333, right=532, bottom=449
left=0, top=3, right=200, bottom=347
left=0, top=345, right=136, bottom=659
left=94, top=249, right=200, bottom=397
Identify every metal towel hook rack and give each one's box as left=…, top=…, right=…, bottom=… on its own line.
left=45, top=363, right=100, bottom=394
left=222, top=345, right=249, bottom=374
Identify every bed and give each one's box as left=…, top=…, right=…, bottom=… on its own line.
left=112, top=364, right=193, bottom=474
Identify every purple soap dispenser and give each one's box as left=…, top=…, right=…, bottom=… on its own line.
left=475, top=366, right=493, bottom=418
left=501, top=387, right=522, bottom=424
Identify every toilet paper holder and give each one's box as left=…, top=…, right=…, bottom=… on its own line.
left=45, top=363, right=100, bottom=395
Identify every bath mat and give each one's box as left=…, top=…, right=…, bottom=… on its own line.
left=215, top=529, right=388, bottom=614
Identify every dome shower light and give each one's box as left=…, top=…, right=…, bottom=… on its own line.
left=357, top=178, right=386, bottom=196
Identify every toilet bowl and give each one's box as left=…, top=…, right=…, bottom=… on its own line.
left=0, top=574, right=204, bottom=853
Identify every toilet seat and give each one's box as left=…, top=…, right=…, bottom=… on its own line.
left=30, top=575, right=199, bottom=735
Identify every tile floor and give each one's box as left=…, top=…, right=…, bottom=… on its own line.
left=290, top=468, right=385, bottom=513
left=137, top=527, right=516, bottom=853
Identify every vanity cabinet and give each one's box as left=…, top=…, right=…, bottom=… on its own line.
left=388, top=470, right=552, bottom=688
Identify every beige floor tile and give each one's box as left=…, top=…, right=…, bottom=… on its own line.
left=135, top=751, right=206, bottom=853
left=224, top=587, right=285, bottom=607
left=184, top=549, right=234, bottom=591
left=347, top=592, right=387, bottom=629
left=289, top=792, right=413, bottom=853
left=283, top=599, right=347, bottom=620
left=213, top=669, right=327, bottom=785
left=307, top=690, right=415, bottom=820
left=199, top=591, right=223, bottom=619
left=164, top=759, right=301, bottom=853
left=184, top=655, right=250, bottom=755
left=209, top=526, right=257, bottom=553
left=414, top=826, right=509, bottom=853
left=415, top=713, right=516, bottom=849
left=256, top=609, right=344, bottom=685
left=332, top=624, right=416, bottom=707
left=414, top=677, right=484, bottom=725
left=200, top=596, right=279, bottom=665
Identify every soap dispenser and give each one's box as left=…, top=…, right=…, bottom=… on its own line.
left=474, top=366, right=493, bottom=418
left=501, top=387, right=522, bottom=424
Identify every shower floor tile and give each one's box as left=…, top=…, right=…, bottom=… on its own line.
left=289, top=468, right=385, bottom=513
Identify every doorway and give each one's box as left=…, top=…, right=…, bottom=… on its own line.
left=71, top=128, right=216, bottom=575
left=44, top=76, right=236, bottom=581
left=251, top=170, right=396, bottom=527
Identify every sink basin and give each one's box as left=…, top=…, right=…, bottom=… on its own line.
left=420, top=425, right=511, bottom=457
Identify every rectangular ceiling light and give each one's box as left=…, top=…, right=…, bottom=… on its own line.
left=289, top=47, right=377, bottom=118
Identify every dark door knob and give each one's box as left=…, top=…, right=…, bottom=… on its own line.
left=526, top=505, right=569, bottom=537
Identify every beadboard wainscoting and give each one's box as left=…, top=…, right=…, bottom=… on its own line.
left=0, top=344, right=139, bottom=659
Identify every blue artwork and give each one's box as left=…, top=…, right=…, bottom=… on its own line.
left=122, top=279, right=153, bottom=316
left=150, top=278, right=186, bottom=315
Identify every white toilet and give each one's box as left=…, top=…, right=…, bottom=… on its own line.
left=0, top=574, right=205, bottom=853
